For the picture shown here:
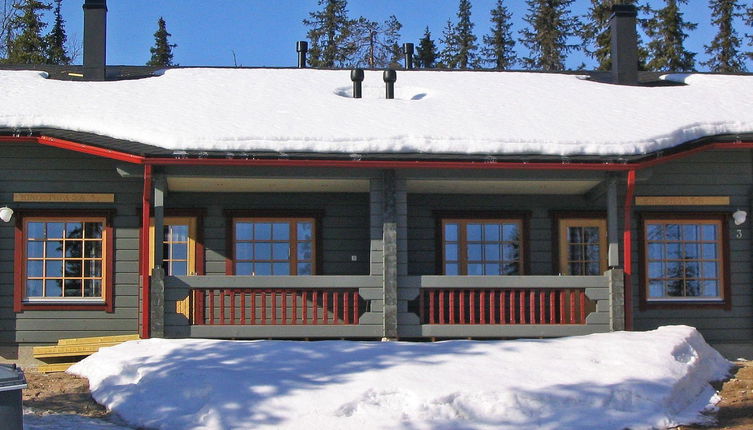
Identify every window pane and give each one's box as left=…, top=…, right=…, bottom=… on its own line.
left=255, top=223, right=272, bottom=240
left=254, top=243, right=271, bottom=260
left=647, top=224, right=663, bottom=241
left=468, top=263, right=483, bottom=275
left=484, top=244, right=499, bottom=261
left=27, top=222, right=45, bottom=239
left=254, top=263, right=272, bottom=276
left=272, top=223, right=289, bottom=240
left=66, top=223, right=82, bottom=238
left=27, top=261, right=43, bottom=277
left=583, top=227, right=600, bottom=244
left=502, top=224, right=519, bottom=242
left=502, top=262, right=519, bottom=275
left=85, top=241, right=102, bottom=258
left=702, top=280, right=719, bottom=297
left=84, top=279, right=101, bottom=297
left=64, top=279, right=82, bottom=297
left=84, top=261, right=102, bottom=277
left=46, top=261, right=63, bottom=277
left=666, top=260, right=682, bottom=278
left=648, top=262, right=663, bottom=279
left=444, top=223, right=458, bottom=241
left=569, top=245, right=583, bottom=261
left=502, top=243, right=519, bottom=261
left=85, top=223, right=102, bottom=239
left=467, top=244, right=482, bottom=261
left=484, top=224, right=500, bottom=241
left=47, top=223, right=65, bottom=238
left=236, top=262, right=252, bottom=275
left=570, top=262, right=583, bottom=275
left=46, top=241, right=63, bottom=258
left=586, top=261, right=601, bottom=276
left=171, top=261, right=188, bottom=276
left=297, top=242, right=312, bottom=261
left=568, top=227, right=582, bottom=244
left=171, top=243, right=188, bottom=260
left=297, top=222, right=313, bottom=241
left=683, top=243, right=699, bottom=260
left=236, top=243, right=253, bottom=260
left=445, top=244, right=458, bottom=261
left=666, top=280, right=683, bottom=296
left=236, top=222, right=253, bottom=240
left=702, top=224, right=717, bottom=241
left=684, top=261, right=700, bottom=278
left=273, top=243, right=288, bottom=260
left=65, top=260, right=82, bottom=277
left=648, top=244, right=663, bottom=260
left=27, top=280, right=43, bottom=297
left=702, top=262, right=717, bottom=279
left=484, top=264, right=500, bottom=275
left=66, top=242, right=82, bottom=258
left=686, top=280, right=701, bottom=296
left=45, top=279, right=62, bottom=297
left=649, top=281, right=664, bottom=297
left=467, top=224, right=482, bottom=241
left=682, top=225, right=698, bottom=241
left=27, top=242, right=44, bottom=258
left=171, top=225, right=189, bottom=242
left=297, top=263, right=312, bottom=275
left=702, top=244, right=717, bottom=259
left=665, top=224, right=680, bottom=241
left=666, top=243, right=681, bottom=260
left=273, top=263, right=289, bottom=275
left=445, top=263, right=458, bottom=275
left=586, top=245, right=600, bottom=261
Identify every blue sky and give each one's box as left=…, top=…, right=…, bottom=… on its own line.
left=48, top=0, right=745, bottom=70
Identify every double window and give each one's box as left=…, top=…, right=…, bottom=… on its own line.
left=441, top=218, right=524, bottom=275
left=232, top=218, right=316, bottom=276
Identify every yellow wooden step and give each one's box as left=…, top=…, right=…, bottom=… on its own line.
left=37, top=362, right=76, bottom=373
left=32, top=343, right=120, bottom=359
left=56, top=334, right=139, bottom=346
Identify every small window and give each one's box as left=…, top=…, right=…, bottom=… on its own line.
left=441, top=219, right=523, bottom=275
left=558, top=218, right=607, bottom=275
left=15, top=212, right=113, bottom=311
left=150, top=217, right=198, bottom=276
left=233, top=218, right=316, bottom=276
left=641, top=215, right=728, bottom=305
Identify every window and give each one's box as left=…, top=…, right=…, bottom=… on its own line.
left=15, top=212, right=113, bottom=312
left=558, top=218, right=607, bottom=275
left=232, top=218, right=315, bottom=276
left=641, top=214, right=729, bottom=307
left=150, top=217, right=199, bottom=276
left=441, top=218, right=523, bottom=275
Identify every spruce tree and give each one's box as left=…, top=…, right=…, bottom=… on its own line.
left=5, top=0, right=50, bottom=64
left=519, top=0, right=580, bottom=71
left=347, top=15, right=402, bottom=68
left=45, top=0, right=68, bottom=64
left=481, top=0, right=516, bottom=70
left=453, top=0, right=478, bottom=68
left=146, top=17, right=177, bottom=67
left=703, top=0, right=745, bottom=72
left=581, top=0, right=645, bottom=71
left=439, top=19, right=458, bottom=68
left=303, top=0, right=353, bottom=68
left=416, top=26, right=438, bottom=68
left=644, top=0, right=697, bottom=71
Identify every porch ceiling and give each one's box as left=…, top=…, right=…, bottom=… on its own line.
left=406, top=179, right=601, bottom=194
left=167, top=177, right=370, bottom=193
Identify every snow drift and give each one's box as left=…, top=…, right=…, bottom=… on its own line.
left=68, top=326, right=730, bottom=430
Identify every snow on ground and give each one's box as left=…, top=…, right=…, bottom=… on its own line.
left=23, top=409, right=134, bottom=430
left=68, top=325, right=730, bottom=430
left=1, top=69, right=753, bottom=156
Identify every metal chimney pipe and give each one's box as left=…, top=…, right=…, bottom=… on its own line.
left=403, top=43, right=414, bottom=70
left=296, top=41, right=308, bottom=68
left=83, top=0, right=107, bottom=81
left=610, top=4, right=638, bottom=85
left=351, top=68, right=364, bottom=98
left=383, top=69, right=397, bottom=99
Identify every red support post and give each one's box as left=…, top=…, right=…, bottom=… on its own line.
left=140, top=164, right=152, bottom=338
left=429, top=290, right=435, bottom=324
left=623, top=169, right=636, bottom=330
left=208, top=290, right=215, bottom=325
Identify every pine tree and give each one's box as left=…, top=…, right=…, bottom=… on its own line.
left=347, top=14, right=401, bottom=68
left=4, top=0, right=50, bottom=64
left=1, top=1, right=22, bottom=59
left=644, top=0, right=697, bottom=71
left=146, top=17, right=177, bottom=67
left=581, top=0, right=646, bottom=71
left=439, top=19, right=458, bottom=68
left=519, top=0, right=581, bottom=71
left=44, top=0, right=68, bottom=64
left=303, top=0, right=353, bottom=68
left=481, top=0, right=516, bottom=70
left=453, top=0, right=478, bottom=68
left=703, top=0, right=745, bottom=72
left=416, top=26, right=438, bottom=68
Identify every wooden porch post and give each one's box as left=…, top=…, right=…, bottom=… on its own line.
left=140, top=165, right=152, bottom=339
left=150, top=175, right=167, bottom=338
left=606, top=174, right=620, bottom=268
left=382, top=170, right=398, bottom=340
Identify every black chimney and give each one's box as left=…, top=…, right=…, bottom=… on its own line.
left=296, top=41, right=308, bottom=68
left=610, top=4, right=638, bottom=85
left=403, top=43, right=414, bottom=70
left=83, top=0, right=107, bottom=81
left=351, top=68, right=364, bottom=98
left=383, top=69, right=396, bottom=99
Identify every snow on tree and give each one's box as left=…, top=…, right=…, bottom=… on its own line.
left=347, top=15, right=402, bottom=68
left=440, top=0, right=479, bottom=69
left=519, top=0, right=581, bottom=71
left=4, top=0, right=50, bottom=64
left=416, top=26, right=438, bottom=68
left=703, top=0, right=745, bottom=72
left=580, top=0, right=647, bottom=71
left=481, top=0, right=516, bottom=70
left=644, top=0, right=697, bottom=71
left=147, top=17, right=177, bottom=67
left=303, top=0, right=354, bottom=68
left=45, top=0, right=69, bottom=64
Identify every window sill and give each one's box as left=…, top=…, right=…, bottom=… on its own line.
left=642, top=299, right=728, bottom=310
left=18, top=299, right=109, bottom=312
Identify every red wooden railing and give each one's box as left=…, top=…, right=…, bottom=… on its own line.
left=420, top=288, right=592, bottom=325
left=193, top=289, right=362, bottom=326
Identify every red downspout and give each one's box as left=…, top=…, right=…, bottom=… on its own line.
left=623, top=169, right=636, bottom=331
left=140, top=164, right=153, bottom=339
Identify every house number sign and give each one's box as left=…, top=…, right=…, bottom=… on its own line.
left=13, top=193, right=115, bottom=203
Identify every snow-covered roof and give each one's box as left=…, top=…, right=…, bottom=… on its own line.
left=1, top=68, right=752, bottom=156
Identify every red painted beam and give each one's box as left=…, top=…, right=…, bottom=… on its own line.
left=623, top=169, right=636, bottom=331
left=140, top=164, right=153, bottom=339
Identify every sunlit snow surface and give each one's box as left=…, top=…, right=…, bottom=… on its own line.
left=69, top=326, right=730, bottom=430
left=1, top=69, right=751, bottom=156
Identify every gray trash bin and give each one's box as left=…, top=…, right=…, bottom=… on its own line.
left=0, top=364, right=26, bottom=430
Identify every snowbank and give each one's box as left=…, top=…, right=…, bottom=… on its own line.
left=68, top=326, right=730, bottom=430
left=2, top=69, right=753, bottom=156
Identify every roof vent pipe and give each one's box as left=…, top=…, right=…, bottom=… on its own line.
left=351, top=68, right=364, bottom=98
left=296, top=41, right=308, bottom=68
left=610, top=4, right=638, bottom=85
left=83, top=0, right=107, bottom=81
left=403, top=43, right=414, bottom=70
left=383, top=69, right=396, bottom=99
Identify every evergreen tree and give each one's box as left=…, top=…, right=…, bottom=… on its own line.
left=644, top=0, right=697, bottom=71
left=438, top=19, right=458, bottom=68
left=4, top=0, right=50, bottom=64
left=519, top=0, right=581, bottom=71
left=146, top=17, right=177, bottom=67
left=481, top=0, right=516, bottom=70
left=44, top=0, right=68, bottom=64
left=453, top=0, right=478, bottom=68
left=1, top=1, right=21, bottom=59
left=416, top=26, right=438, bottom=68
left=303, top=0, right=353, bottom=68
left=703, top=0, right=744, bottom=72
left=347, top=14, right=401, bottom=68
left=581, top=0, right=646, bottom=71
